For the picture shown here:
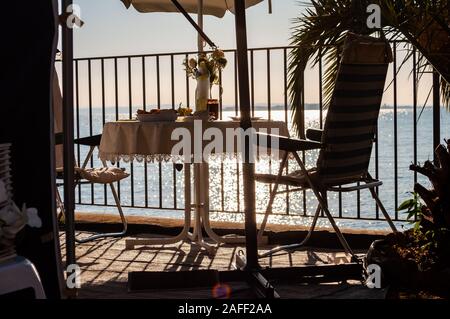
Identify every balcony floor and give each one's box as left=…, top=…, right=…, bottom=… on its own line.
left=59, top=231, right=387, bottom=299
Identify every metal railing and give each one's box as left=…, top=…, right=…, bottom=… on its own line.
left=56, top=42, right=442, bottom=224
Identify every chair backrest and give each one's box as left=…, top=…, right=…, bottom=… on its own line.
left=317, top=33, right=393, bottom=185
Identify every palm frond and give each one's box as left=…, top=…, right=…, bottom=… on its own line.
left=442, top=79, right=450, bottom=110
left=288, top=0, right=450, bottom=137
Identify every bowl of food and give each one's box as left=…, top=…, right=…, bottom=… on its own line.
left=176, top=106, right=193, bottom=117
left=136, top=109, right=178, bottom=122
left=180, top=110, right=212, bottom=122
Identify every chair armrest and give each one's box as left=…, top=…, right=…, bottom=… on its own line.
left=55, top=133, right=102, bottom=147
left=306, top=128, right=323, bottom=142
left=74, top=134, right=102, bottom=147
left=255, top=133, right=323, bottom=152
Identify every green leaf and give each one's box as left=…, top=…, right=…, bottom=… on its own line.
left=397, top=199, right=414, bottom=211
left=407, top=210, right=417, bottom=220
left=414, top=222, right=421, bottom=231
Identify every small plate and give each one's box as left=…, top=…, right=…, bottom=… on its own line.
left=178, top=115, right=212, bottom=122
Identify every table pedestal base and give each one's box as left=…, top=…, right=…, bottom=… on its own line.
left=124, top=164, right=216, bottom=255
left=124, top=163, right=251, bottom=254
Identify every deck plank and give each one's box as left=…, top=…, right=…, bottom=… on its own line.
left=59, top=231, right=386, bottom=299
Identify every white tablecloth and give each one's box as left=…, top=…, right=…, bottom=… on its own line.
left=99, top=119, right=289, bottom=163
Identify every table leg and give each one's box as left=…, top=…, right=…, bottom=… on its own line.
left=189, top=163, right=216, bottom=255
left=186, top=165, right=197, bottom=242
left=125, top=163, right=192, bottom=249
left=125, top=162, right=238, bottom=253
left=199, top=162, right=246, bottom=244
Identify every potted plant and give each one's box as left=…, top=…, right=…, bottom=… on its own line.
left=367, top=141, right=450, bottom=295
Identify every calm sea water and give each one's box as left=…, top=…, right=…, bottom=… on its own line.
left=73, top=106, right=450, bottom=230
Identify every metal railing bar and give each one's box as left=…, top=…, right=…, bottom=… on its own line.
left=68, top=42, right=411, bottom=62
left=88, top=59, right=94, bottom=204
left=250, top=49, right=255, bottom=117
left=101, top=58, right=107, bottom=206
left=142, top=56, right=149, bottom=207
left=75, top=60, right=81, bottom=204
left=128, top=57, right=135, bottom=207
left=267, top=49, right=271, bottom=120
left=393, top=43, right=399, bottom=220
left=114, top=57, right=121, bottom=200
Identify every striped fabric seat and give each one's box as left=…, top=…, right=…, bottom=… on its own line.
left=256, top=33, right=392, bottom=188
left=317, top=62, right=389, bottom=185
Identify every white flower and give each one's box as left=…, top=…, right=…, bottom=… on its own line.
left=212, top=49, right=225, bottom=59
left=26, top=207, right=42, bottom=228
left=188, top=58, right=197, bottom=68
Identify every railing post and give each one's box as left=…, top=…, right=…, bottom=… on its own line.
left=62, top=0, right=76, bottom=270
left=433, top=70, right=441, bottom=165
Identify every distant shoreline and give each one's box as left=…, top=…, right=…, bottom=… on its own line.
left=78, top=104, right=431, bottom=110
left=221, top=104, right=427, bottom=111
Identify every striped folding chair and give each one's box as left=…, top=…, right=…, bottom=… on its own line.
left=255, top=33, right=398, bottom=259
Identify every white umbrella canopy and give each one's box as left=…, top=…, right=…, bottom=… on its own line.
left=121, top=0, right=267, bottom=52
left=120, top=0, right=264, bottom=18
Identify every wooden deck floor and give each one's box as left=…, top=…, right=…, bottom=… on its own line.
left=60, top=231, right=387, bottom=299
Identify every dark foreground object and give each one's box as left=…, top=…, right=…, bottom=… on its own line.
left=128, top=262, right=363, bottom=298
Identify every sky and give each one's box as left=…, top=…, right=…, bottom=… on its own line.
left=64, top=0, right=433, bottom=108
left=71, top=0, right=298, bottom=57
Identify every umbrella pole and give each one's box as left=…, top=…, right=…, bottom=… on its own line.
left=197, top=0, right=203, bottom=52
left=234, top=0, right=259, bottom=272
left=233, top=1, right=280, bottom=298
left=170, top=0, right=216, bottom=48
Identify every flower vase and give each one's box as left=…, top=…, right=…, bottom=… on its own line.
left=195, top=76, right=210, bottom=113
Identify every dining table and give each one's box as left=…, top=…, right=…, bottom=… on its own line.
left=98, top=117, right=290, bottom=254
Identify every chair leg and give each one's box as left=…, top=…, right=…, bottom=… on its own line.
left=75, top=182, right=128, bottom=243
left=369, top=187, right=398, bottom=232
left=258, top=203, right=321, bottom=258
left=257, top=181, right=280, bottom=243
left=58, top=152, right=129, bottom=243
left=291, top=152, right=356, bottom=259
left=317, top=191, right=356, bottom=258
left=55, top=188, right=65, bottom=222
left=257, top=153, right=288, bottom=243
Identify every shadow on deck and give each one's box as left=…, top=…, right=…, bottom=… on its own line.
left=59, top=231, right=387, bottom=299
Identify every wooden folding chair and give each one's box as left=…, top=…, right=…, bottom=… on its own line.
left=53, top=69, right=128, bottom=243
